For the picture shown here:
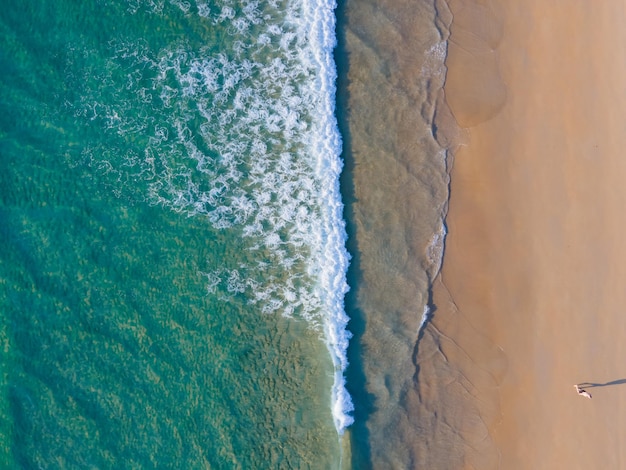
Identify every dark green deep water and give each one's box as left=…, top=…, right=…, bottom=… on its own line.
left=0, top=0, right=345, bottom=467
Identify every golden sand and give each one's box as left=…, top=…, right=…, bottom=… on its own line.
left=438, top=0, right=626, bottom=467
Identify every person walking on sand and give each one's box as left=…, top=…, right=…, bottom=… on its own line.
left=574, top=384, right=592, bottom=399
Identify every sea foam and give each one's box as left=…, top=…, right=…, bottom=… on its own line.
left=298, top=0, right=354, bottom=431
left=73, top=0, right=354, bottom=434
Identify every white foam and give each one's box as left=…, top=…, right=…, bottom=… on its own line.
left=298, top=0, right=354, bottom=432
left=421, top=40, right=448, bottom=79
left=427, top=220, right=447, bottom=278
left=420, top=220, right=447, bottom=336
left=418, top=304, right=432, bottom=336
left=75, top=0, right=355, bottom=436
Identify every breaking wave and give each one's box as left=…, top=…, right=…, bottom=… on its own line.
left=67, top=0, right=353, bottom=433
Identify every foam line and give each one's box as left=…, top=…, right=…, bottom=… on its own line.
left=77, top=0, right=356, bottom=435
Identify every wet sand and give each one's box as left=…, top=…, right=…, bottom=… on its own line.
left=437, top=0, right=626, bottom=467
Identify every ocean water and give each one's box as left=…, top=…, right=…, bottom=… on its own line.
left=0, top=0, right=352, bottom=467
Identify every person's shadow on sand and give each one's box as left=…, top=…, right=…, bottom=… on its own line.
left=578, top=379, right=626, bottom=388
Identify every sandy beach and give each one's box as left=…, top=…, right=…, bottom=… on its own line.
left=437, top=0, right=626, bottom=467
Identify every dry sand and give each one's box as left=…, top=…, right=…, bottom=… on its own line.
left=437, top=0, right=626, bottom=467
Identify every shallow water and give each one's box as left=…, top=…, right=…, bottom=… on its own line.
left=335, top=0, right=460, bottom=466
left=337, top=0, right=509, bottom=465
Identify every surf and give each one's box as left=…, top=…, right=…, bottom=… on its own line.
left=76, top=0, right=354, bottom=435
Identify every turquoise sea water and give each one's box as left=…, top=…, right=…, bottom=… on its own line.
left=1, top=0, right=351, bottom=467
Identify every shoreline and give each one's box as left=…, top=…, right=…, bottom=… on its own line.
left=437, top=0, right=626, bottom=467
left=334, top=0, right=460, bottom=465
